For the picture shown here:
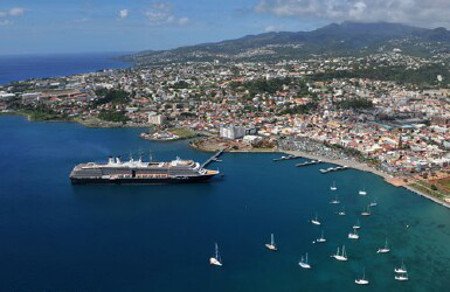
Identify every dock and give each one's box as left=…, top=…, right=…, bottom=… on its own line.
left=319, top=166, right=349, bottom=174
left=201, top=149, right=225, bottom=168
left=273, top=154, right=302, bottom=162
left=295, top=160, right=322, bottom=167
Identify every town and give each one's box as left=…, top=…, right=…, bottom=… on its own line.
left=0, top=50, right=449, bottom=203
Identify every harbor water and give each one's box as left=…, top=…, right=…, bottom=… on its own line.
left=0, top=115, right=449, bottom=291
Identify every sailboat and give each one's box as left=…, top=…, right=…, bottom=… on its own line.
left=209, top=243, right=222, bottom=266
left=361, top=205, right=371, bottom=216
left=369, top=199, right=378, bottom=207
left=377, top=239, right=390, bottom=254
left=395, top=272, right=409, bottom=281
left=348, top=228, right=359, bottom=240
left=394, top=260, right=407, bottom=274
left=315, top=231, right=326, bottom=243
left=355, top=268, right=369, bottom=285
left=330, top=181, right=337, bottom=191
left=330, top=194, right=340, bottom=204
left=358, top=188, right=367, bottom=196
left=311, top=213, right=321, bottom=225
left=338, top=206, right=346, bottom=216
left=298, top=253, right=311, bottom=269
left=331, top=245, right=348, bottom=261
left=265, top=233, right=277, bottom=251
left=353, top=219, right=361, bottom=230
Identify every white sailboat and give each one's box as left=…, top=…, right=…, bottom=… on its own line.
left=209, top=243, right=222, bottom=266
left=299, top=253, right=311, bottom=269
left=369, top=200, right=378, bottom=207
left=358, top=188, right=367, bottom=196
left=331, top=245, right=348, bottom=261
left=330, top=181, right=337, bottom=191
left=355, top=268, right=369, bottom=285
left=353, top=219, right=361, bottom=230
left=265, top=233, right=277, bottom=251
left=394, top=260, right=407, bottom=274
left=395, top=272, right=409, bottom=281
left=311, top=213, right=321, bottom=226
left=361, top=205, right=371, bottom=216
left=315, top=231, right=327, bottom=243
left=330, top=194, right=340, bottom=204
left=338, top=206, right=346, bottom=216
left=377, top=239, right=390, bottom=254
left=348, top=228, right=359, bottom=240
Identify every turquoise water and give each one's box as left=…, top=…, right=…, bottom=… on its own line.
left=0, top=115, right=449, bottom=291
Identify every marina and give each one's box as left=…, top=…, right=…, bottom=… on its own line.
left=320, top=165, right=349, bottom=174
left=1, top=116, right=449, bottom=291
left=272, top=154, right=302, bottom=161
left=295, top=159, right=322, bottom=167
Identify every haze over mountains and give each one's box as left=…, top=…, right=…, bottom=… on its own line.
left=126, top=22, right=450, bottom=65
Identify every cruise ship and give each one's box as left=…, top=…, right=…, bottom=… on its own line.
left=69, top=156, right=220, bottom=184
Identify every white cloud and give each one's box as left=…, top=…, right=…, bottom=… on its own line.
left=119, top=9, right=129, bottom=19
left=255, top=0, right=450, bottom=28
left=0, top=7, right=25, bottom=18
left=0, top=6, right=25, bottom=26
left=178, top=17, right=190, bottom=26
left=145, top=2, right=190, bottom=26
left=265, top=25, right=281, bottom=32
left=8, top=7, right=25, bottom=17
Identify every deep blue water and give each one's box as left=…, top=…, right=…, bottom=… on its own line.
left=0, top=52, right=130, bottom=85
left=0, top=115, right=449, bottom=291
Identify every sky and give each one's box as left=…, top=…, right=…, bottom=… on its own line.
left=0, top=0, right=449, bottom=55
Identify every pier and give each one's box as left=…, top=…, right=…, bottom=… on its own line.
left=273, top=154, right=302, bottom=162
left=201, top=149, right=225, bottom=168
left=295, top=160, right=322, bottom=167
left=319, top=166, right=349, bottom=174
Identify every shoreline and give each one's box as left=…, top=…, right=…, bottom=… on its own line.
left=190, top=140, right=450, bottom=209
left=2, top=113, right=449, bottom=209
left=282, top=149, right=449, bottom=209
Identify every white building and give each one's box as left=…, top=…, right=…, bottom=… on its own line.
left=148, top=112, right=165, bottom=125
left=220, top=125, right=257, bottom=140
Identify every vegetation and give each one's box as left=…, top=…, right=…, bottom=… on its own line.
left=93, top=89, right=130, bottom=106
left=168, top=127, right=197, bottom=139
left=98, top=110, right=129, bottom=123
left=14, top=105, right=66, bottom=121
left=312, top=64, right=449, bottom=86
left=172, top=81, right=190, bottom=89
left=410, top=181, right=446, bottom=200
left=279, top=102, right=318, bottom=115
left=335, top=98, right=373, bottom=110
left=237, top=77, right=292, bottom=96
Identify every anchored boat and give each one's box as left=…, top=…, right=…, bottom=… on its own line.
left=265, top=233, right=278, bottom=251
left=209, top=243, right=222, bottom=266
left=299, top=253, right=311, bottom=269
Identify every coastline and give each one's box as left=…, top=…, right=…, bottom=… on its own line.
left=404, top=185, right=450, bottom=209
left=2, top=112, right=448, bottom=209
left=190, top=140, right=450, bottom=209
left=282, top=149, right=450, bottom=209
left=283, top=149, right=449, bottom=209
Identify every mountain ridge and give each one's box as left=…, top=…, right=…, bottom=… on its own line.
left=125, top=22, right=450, bottom=65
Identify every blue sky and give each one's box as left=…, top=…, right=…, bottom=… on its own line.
left=0, top=0, right=448, bottom=55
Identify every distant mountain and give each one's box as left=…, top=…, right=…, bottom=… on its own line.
left=125, top=22, right=450, bottom=65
